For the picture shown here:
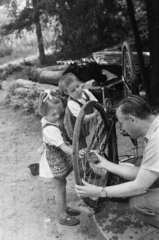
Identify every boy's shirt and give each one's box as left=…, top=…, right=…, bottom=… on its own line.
left=67, top=89, right=97, bottom=117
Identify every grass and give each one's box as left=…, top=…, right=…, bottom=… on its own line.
left=0, top=5, right=59, bottom=66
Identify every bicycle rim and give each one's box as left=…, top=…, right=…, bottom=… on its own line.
left=72, top=101, right=117, bottom=213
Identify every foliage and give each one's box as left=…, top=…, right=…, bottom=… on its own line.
left=22, top=95, right=39, bottom=115
left=8, top=82, right=24, bottom=95
left=129, top=0, right=149, bottom=51
left=53, top=0, right=129, bottom=59
left=0, top=63, right=23, bottom=80
left=7, top=82, right=40, bottom=115
left=0, top=0, right=58, bottom=65
left=0, top=44, right=12, bottom=58
left=0, top=0, right=149, bottom=60
left=4, top=93, right=11, bottom=105
left=1, top=0, right=56, bottom=34
left=46, top=0, right=148, bottom=59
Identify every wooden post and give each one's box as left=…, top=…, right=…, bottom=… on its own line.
left=146, top=0, right=159, bottom=106
left=126, top=0, right=150, bottom=99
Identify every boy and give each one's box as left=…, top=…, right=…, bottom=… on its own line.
left=59, top=73, right=98, bottom=148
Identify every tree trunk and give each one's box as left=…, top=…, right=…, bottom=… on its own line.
left=146, top=0, right=159, bottom=106
left=35, top=19, right=47, bottom=65
left=32, top=0, right=47, bottom=65
left=126, top=0, right=150, bottom=99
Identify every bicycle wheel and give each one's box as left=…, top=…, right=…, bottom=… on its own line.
left=122, top=41, right=139, bottom=97
left=72, top=101, right=117, bottom=213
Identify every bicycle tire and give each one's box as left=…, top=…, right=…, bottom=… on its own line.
left=122, top=41, right=139, bottom=97
left=72, top=101, right=117, bottom=213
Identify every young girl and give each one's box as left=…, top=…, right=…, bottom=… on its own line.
left=38, top=89, right=83, bottom=226
left=59, top=73, right=98, bottom=147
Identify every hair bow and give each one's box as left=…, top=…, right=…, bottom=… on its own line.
left=43, top=89, right=53, bottom=102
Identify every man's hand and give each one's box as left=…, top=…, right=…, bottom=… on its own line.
left=90, top=152, right=109, bottom=170
left=75, top=179, right=100, bottom=198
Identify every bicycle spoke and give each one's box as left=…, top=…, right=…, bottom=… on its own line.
left=73, top=101, right=117, bottom=213
left=122, top=41, right=139, bottom=97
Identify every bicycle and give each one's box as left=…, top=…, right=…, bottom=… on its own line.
left=122, top=41, right=139, bottom=97
left=72, top=42, right=140, bottom=214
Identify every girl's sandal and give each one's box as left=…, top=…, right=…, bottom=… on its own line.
left=66, top=206, right=81, bottom=216
left=59, top=215, right=80, bottom=226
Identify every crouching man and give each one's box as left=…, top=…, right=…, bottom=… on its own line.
left=75, top=95, right=159, bottom=228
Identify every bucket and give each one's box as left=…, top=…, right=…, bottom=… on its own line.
left=28, top=163, right=39, bottom=176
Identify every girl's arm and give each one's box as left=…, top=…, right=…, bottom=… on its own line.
left=59, top=143, right=85, bottom=158
left=59, top=143, right=72, bottom=155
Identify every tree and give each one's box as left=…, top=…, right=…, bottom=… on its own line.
left=125, top=0, right=159, bottom=105
left=54, top=0, right=130, bottom=59
left=0, top=0, right=11, bottom=7
left=32, top=0, right=46, bottom=65
left=124, top=0, right=159, bottom=106
left=1, top=0, right=55, bottom=65
left=145, top=0, right=159, bottom=106
left=1, top=0, right=159, bottom=105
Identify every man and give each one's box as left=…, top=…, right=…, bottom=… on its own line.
left=75, top=95, right=159, bottom=228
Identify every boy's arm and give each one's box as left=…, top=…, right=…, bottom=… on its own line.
left=84, top=89, right=98, bottom=102
left=67, top=100, right=81, bottom=118
left=83, top=111, right=98, bottom=122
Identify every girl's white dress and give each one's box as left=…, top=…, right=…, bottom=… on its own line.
left=38, top=118, right=64, bottom=178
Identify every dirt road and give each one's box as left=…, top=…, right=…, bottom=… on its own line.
left=0, top=82, right=100, bottom=240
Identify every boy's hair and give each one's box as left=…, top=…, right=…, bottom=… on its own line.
left=59, top=73, right=80, bottom=94
left=38, top=91, right=63, bottom=117
left=117, top=95, right=152, bottom=120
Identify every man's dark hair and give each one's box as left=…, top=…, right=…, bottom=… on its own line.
left=117, top=95, right=152, bottom=119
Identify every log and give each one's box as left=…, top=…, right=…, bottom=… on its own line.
left=42, top=64, right=69, bottom=71
left=28, top=68, right=43, bottom=82
left=28, top=67, right=66, bottom=85
left=37, top=70, right=64, bottom=85
left=16, top=79, right=36, bottom=88
left=15, top=78, right=58, bottom=92
left=36, top=82, right=58, bottom=92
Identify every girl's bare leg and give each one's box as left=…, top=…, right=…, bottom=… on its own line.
left=53, top=177, right=67, bottom=218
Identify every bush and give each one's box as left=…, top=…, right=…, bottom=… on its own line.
left=0, top=47, right=12, bottom=58
left=0, top=71, right=7, bottom=80
left=8, top=82, right=24, bottom=95
left=6, top=82, right=40, bottom=116
left=4, top=93, right=11, bottom=105
left=23, top=95, right=39, bottom=115
left=0, top=64, right=23, bottom=80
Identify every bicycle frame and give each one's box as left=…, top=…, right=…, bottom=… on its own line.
left=100, top=86, right=139, bottom=164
